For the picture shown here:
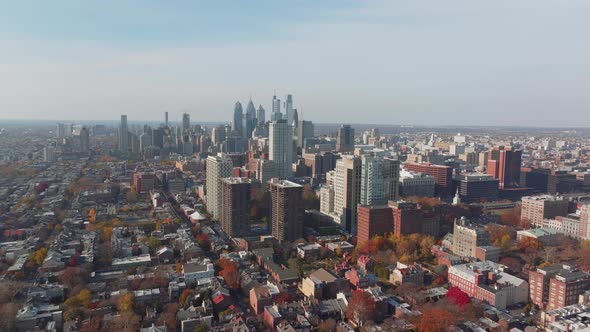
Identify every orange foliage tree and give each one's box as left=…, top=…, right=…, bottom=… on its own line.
left=412, top=304, right=458, bottom=332
left=346, top=290, right=376, bottom=327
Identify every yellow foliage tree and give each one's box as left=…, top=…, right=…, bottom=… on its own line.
left=117, top=293, right=134, bottom=312
left=30, top=247, right=48, bottom=265
left=88, top=208, right=97, bottom=223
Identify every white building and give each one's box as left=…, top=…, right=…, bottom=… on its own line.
left=183, top=262, right=215, bottom=285
left=206, top=154, right=233, bottom=220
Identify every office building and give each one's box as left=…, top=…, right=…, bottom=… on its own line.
left=336, top=125, right=355, bottom=153
left=232, top=102, right=243, bottom=136
left=244, top=99, right=257, bottom=139
left=285, top=94, right=294, bottom=126
left=297, top=120, right=314, bottom=149
left=521, top=195, right=569, bottom=227
left=399, top=169, right=435, bottom=197
left=257, top=105, right=266, bottom=125
left=182, top=113, right=190, bottom=134
left=303, top=152, right=339, bottom=184
left=206, top=154, right=233, bottom=220
left=43, top=146, right=56, bottom=162
left=357, top=205, right=394, bottom=245
left=383, top=158, right=400, bottom=201
left=119, top=115, right=129, bottom=153
left=453, top=173, right=499, bottom=203
left=269, top=179, right=303, bottom=243
left=391, top=201, right=440, bottom=237
left=221, top=177, right=255, bottom=238
left=79, top=126, right=90, bottom=153
left=271, top=93, right=281, bottom=121
left=403, top=162, right=453, bottom=197
left=269, top=120, right=293, bottom=179
left=486, top=146, right=522, bottom=189
left=256, top=159, right=278, bottom=191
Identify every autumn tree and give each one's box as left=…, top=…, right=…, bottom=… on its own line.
left=88, top=208, right=96, bottom=223
left=117, top=293, right=134, bottom=312
left=179, top=289, right=194, bottom=306
left=157, top=303, right=180, bottom=331
left=110, top=312, right=141, bottom=332
left=30, top=247, right=48, bottom=265
left=446, top=287, right=471, bottom=309
left=219, top=262, right=240, bottom=290
left=346, top=290, right=376, bottom=327
left=411, top=304, right=458, bottom=332
left=317, top=318, right=337, bottom=332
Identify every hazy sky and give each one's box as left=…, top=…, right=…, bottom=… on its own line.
left=1, top=0, right=590, bottom=126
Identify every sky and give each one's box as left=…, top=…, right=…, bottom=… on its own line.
left=1, top=0, right=590, bottom=127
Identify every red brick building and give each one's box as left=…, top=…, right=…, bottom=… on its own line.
left=357, top=205, right=394, bottom=245
left=529, top=264, right=590, bottom=310
left=403, top=162, right=453, bottom=196
left=486, top=146, right=522, bottom=189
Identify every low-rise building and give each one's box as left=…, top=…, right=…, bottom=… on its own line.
left=300, top=268, right=350, bottom=300
left=390, top=262, right=425, bottom=286
left=182, top=262, right=215, bottom=285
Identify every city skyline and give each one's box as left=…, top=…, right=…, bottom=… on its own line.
left=2, top=1, right=590, bottom=126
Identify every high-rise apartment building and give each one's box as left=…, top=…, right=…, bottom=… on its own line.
left=383, top=158, right=400, bottom=202
left=221, top=177, right=255, bottom=238
left=486, top=146, right=522, bottom=189
left=269, top=120, right=293, bottom=179
left=579, top=204, right=590, bottom=239
left=360, top=156, right=385, bottom=206
left=206, top=154, right=233, bottom=220
left=269, top=179, right=303, bottom=243
left=256, top=159, right=278, bottom=191
left=451, top=217, right=490, bottom=258
left=521, top=195, right=569, bottom=227
left=336, top=125, right=355, bottom=153
left=119, top=115, right=129, bottom=153
left=333, top=156, right=362, bottom=234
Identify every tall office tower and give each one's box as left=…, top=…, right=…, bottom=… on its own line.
left=336, top=125, right=355, bottom=153
left=486, top=146, right=522, bottom=189
left=271, top=93, right=282, bottom=121
left=43, top=146, right=56, bottom=162
left=257, top=159, right=278, bottom=191
left=118, top=115, right=129, bottom=153
left=383, top=158, right=400, bottom=201
left=220, top=177, right=254, bottom=238
left=244, top=99, right=257, bottom=139
left=360, top=156, right=385, bottom=206
left=79, top=126, right=90, bottom=153
left=333, top=156, right=362, bottom=234
left=206, top=154, right=233, bottom=220
left=211, top=125, right=226, bottom=146
left=256, top=105, right=266, bottom=125
left=269, top=178, right=303, bottom=243
left=129, top=132, right=140, bottom=154
left=56, top=123, right=66, bottom=139
left=292, top=109, right=299, bottom=128
left=232, top=101, right=243, bottom=137
left=181, top=113, right=191, bottom=134
left=297, top=120, right=314, bottom=149
left=165, top=111, right=169, bottom=127
left=285, top=94, right=293, bottom=125
left=269, top=120, right=293, bottom=179
left=151, top=127, right=165, bottom=148
left=139, top=132, right=152, bottom=151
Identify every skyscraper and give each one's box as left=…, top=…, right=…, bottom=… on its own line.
left=333, top=156, right=362, bottom=234
left=269, top=120, right=293, bottom=179
left=297, top=120, right=314, bottom=150
left=221, top=177, right=254, bottom=238
left=182, top=113, right=190, bottom=134
left=336, top=125, right=355, bottom=153
left=257, top=105, right=266, bottom=125
left=119, top=115, right=129, bottom=153
left=244, top=99, right=257, bottom=139
left=285, top=94, right=293, bottom=126
left=56, top=123, right=66, bottom=139
left=486, top=146, right=522, bottom=189
left=206, top=154, right=233, bottom=220
left=360, top=156, right=385, bottom=206
left=271, top=93, right=282, bottom=121
left=383, top=158, right=400, bottom=201
left=232, top=102, right=243, bottom=136
left=79, top=126, right=90, bottom=153
left=269, top=178, right=303, bottom=243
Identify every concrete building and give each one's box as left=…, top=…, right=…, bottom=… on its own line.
left=451, top=217, right=491, bottom=258
left=256, top=159, right=278, bottom=191
left=269, top=179, right=303, bottom=243
left=333, top=156, right=362, bottom=234
left=297, top=120, right=314, bottom=149
left=300, top=268, right=350, bottom=300
left=206, top=154, right=233, bottom=220
left=521, top=195, right=569, bottom=227
left=453, top=173, right=499, bottom=203
left=269, top=120, right=293, bottom=179
left=383, top=158, right=400, bottom=202
left=220, top=177, right=255, bottom=238
left=360, top=156, right=386, bottom=206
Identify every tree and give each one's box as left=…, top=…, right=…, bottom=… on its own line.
left=499, top=234, right=512, bottom=251
left=117, top=293, right=134, bottom=312
left=219, top=263, right=240, bottom=290
left=59, top=267, right=88, bottom=290
left=346, top=290, right=376, bottom=327
left=110, top=312, right=141, bottom=332
left=194, top=323, right=210, bottom=332
left=0, top=303, right=20, bottom=331
left=88, top=208, right=96, bottom=223
left=411, top=304, right=458, bottom=332
left=518, top=237, right=541, bottom=251
left=446, top=287, right=471, bottom=309
left=275, top=292, right=295, bottom=304
left=157, top=303, right=179, bottom=331
left=30, top=247, right=48, bottom=265
left=0, top=281, right=25, bottom=303
left=179, top=289, right=193, bottom=306
left=65, top=288, right=92, bottom=308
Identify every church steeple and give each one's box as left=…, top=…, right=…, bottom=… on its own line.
left=453, top=188, right=461, bottom=205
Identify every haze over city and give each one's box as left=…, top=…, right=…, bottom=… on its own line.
left=2, top=0, right=590, bottom=126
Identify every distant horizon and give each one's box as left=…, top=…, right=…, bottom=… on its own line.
left=2, top=1, right=590, bottom=127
